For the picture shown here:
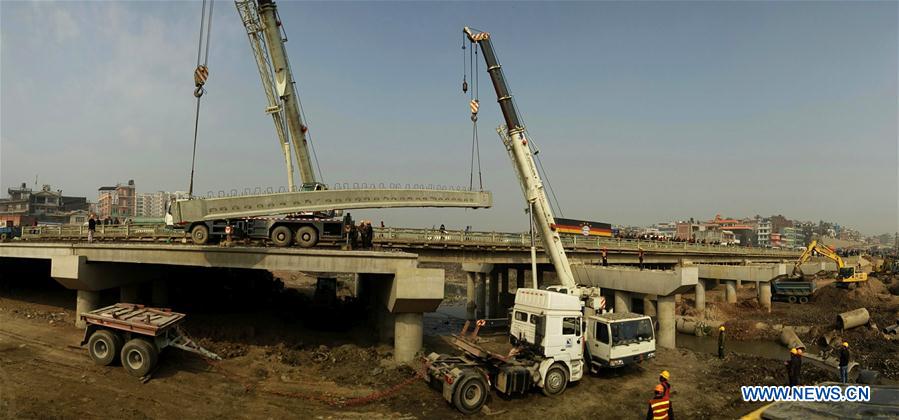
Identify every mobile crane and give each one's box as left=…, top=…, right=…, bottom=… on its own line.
left=424, top=28, right=655, bottom=415
left=791, top=240, right=868, bottom=287
left=167, top=0, right=492, bottom=246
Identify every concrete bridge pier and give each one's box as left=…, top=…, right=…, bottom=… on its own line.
left=694, top=279, right=706, bottom=311
left=516, top=268, right=525, bottom=289
left=643, top=295, right=657, bottom=317
left=394, top=313, right=423, bottom=363
left=488, top=271, right=499, bottom=318
left=724, top=280, right=737, bottom=303
left=76, top=290, right=100, bottom=329
left=477, top=273, right=486, bottom=319
left=614, top=290, right=631, bottom=313
left=120, top=284, right=140, bottom=303
left=656, top=295, right=676, bottom=349
left=465, top=272, right=477, bottom=321
left=758, top=282, right=772, bottom=312
left=152, top=278, right=169, bottom=307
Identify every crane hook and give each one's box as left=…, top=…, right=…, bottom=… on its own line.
left=462, top=77, right=468, bottom=94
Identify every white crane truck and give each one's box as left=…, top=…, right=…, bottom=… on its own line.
left=424, top=28, right=655, bottom=414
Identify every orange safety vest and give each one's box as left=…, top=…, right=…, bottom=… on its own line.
left=648, top=396, right=670, bottom=420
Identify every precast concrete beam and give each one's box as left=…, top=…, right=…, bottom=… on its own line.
left=394, top=313, right=423, bottom=363
left=387, top=267, right=444, bottom=313
left=614, top=290, right=631, bottom=313
left=570, top=265, right=698, bottom=297
left=657, top=295, right=676, bottom=349
left=697, top=263, right=787, bottom=283
left=51, top=256, right=151, bottom=291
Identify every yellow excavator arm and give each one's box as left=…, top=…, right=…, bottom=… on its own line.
left=793, top=240, right=867, bottom=284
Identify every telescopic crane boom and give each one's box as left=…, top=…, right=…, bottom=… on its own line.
left=463, top=27, right=577, bottom=292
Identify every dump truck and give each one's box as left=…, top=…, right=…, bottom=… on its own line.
left=771, top=278, right=816, bottom=304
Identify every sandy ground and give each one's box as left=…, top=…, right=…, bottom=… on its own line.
left=1, top=265, right=896, bottom=419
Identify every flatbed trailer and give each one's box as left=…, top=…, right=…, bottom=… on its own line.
left=80, top=304, right=220, bottom=377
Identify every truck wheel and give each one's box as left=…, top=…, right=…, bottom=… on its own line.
left=88, top=329, right=122, bottom=366
left=121, top=338, right=158, bottom=377
left=452, top=373, right=488, bottom=415
left=295, top=226, right=318, bottom=248
left=799, top=296, right=809, bottom=304
left=787, top=296, right=797, bottom=304
left=542, top=364, right=568, bottom=396
left=0, top=233, right=8, bottom=242
left=270, top=226, right=293, bottom=247
left=191, top=225, right=209, bottom=245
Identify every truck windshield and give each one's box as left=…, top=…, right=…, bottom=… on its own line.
left=611, top=319, right=653, bottom=345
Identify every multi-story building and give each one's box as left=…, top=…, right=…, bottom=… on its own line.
left=757, top=219, right=772, bottom=247
left=780, top=227, right=801, bottom=249
left=0, top=182, right=90, bottom=225
left=655, top=222, right=677, bottom=238
left=136, top=191, right=188, bottom=218
left=97, top=180, right=136, bottom=220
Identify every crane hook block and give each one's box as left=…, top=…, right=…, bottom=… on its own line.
left=462, top=79, right=468, bottom=93
left=194, top=65, right=209, bottom=88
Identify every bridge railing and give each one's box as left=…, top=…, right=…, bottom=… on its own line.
left=373, top=227, right=800, bottom=256
left=20, top=225, right=180, bottom=240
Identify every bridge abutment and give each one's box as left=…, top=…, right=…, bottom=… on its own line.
left=75, top=290, right=100, bottom=328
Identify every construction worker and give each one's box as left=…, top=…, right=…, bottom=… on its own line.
left=601, top=247, right=608, bottom=266
left=839, top=342, right=850, bottom=383
left=659, top=370, right=671, bottom=399
left=639, top=247, right=645, bottom=270
left=717, top=326, right=726, bottom=359
left=786, top=348, right=803, bottom=386
left=646, top=384, right=673, bottom=420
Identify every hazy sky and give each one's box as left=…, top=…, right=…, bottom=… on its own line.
left=1, top=1, right=896, bottom=234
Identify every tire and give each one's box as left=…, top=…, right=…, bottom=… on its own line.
left=295, top=226, right=318, bottom=248
left=88, top=329, right=122, bottom=366
left=787, top=296, right=797, bottom=304
left=541, top=364, right=568, bottom=396
left=798, top=296, right=809, bottom=304
left=191, top=224, right=209, bottom=245
left=0, top=233, right=8, bottom=242
left=451, top=373, right=488, bottom=415
left=120, top=338, right=158, bottom=377
left=270, top=226, right=293, bottom=247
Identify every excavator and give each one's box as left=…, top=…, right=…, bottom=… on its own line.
left=791, top=240, right=868, bottom=288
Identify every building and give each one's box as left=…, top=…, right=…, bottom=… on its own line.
left=0, top=182, right=90, bottom=225
left=655, top=222, right=677, bottom=238
left=757, top=219, right=772, bottom=247
left=136, top=191, right=188, bottom=218
left=780, top=227, right=801, bottom=249
left=97, top=180, right=136, bottom=220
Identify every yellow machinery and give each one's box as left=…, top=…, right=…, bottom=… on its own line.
left=792, top=240, right=868, bottom=287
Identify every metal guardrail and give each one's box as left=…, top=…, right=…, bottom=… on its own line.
left=16, top=224, right=801, bottom=257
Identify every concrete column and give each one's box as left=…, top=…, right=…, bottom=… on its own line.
left=394, top=313, right=423, bottom=363
left=476, top=273, right=487, bottom=319
left=500, top=268, right=509, bottom=296
left=75, top=290, right=100, bottom=328
left=724, top=280, right=737, bottom=304
left=736, top=279, right=742, bottom=288
left=643, top=295, right=657, bottom=317
left=614, top=290, right=631, bottom=313
left=119, top=284, right=140, bottom=303
left=465, top=272, right=476, bottom=321
left=516, top=268, right=525, bottom=289
left=537, top=268, right=545, bottom=286
left=758, top=282, right=772, bottom=313
left=378, top=306, right=395, bottom=343
left=488, top=271, right=499, bottom=318
left=151, top=279, right=169, bottom=307
left=657, top=295, right=676, bottom=349
left=694, top=279, right=706, bottom=311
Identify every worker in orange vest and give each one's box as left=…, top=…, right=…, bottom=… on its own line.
left=646, top=384, right=674, bottom=420
left=659, top=370, right=671, bottom=399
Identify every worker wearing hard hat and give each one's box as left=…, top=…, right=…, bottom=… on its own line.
left=839, top=342, right=850, bottom=383
left=717, top=326, right=726, bottom=359
left=646, top=383, right=674, bottom=420
left=659, top=370, right=671, bottom=399
left=786, top=347, right=803, bottom=386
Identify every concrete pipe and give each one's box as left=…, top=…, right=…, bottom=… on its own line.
left=779, top=327, right=805, bottom=350
left=837, top=308, right=870, bottom=330
left=676, top=318, right=699, bottom=335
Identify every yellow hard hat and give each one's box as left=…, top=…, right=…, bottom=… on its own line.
left=790, top=348, right=798, bottom=355
left=660, top=370, right=670, bottom=380
left=719, top=326, right=725, bottom=331
left=842, top=342, right=849, bottom=348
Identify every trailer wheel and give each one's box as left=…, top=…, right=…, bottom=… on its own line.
left=190, top=224, right=209, bottom=245
left=270, top=226, right=293, bottom=247
left=121, top=338, right=158, bottom=377
left=452, top=373, right=488, bottom=415
left=787, top=296, right=797, bottom=304
left=295, top=226, right=318, bottom=248
left=798, top=296, right=809, bottom=304
left=541, top=364, right=568, bottom=396
left=88, top=329, right=122, bottom=366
